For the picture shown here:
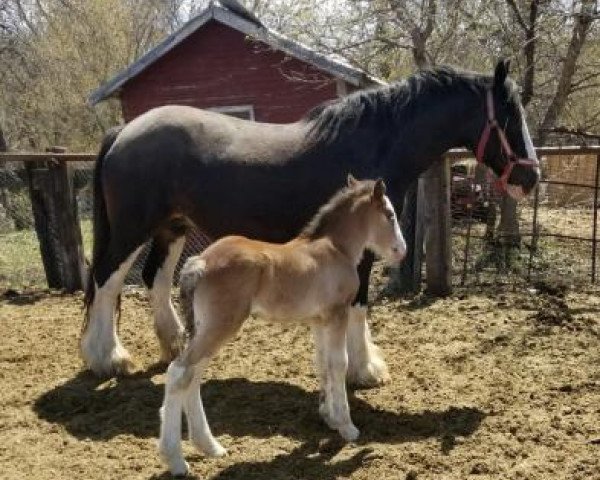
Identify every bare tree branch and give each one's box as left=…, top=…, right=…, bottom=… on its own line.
left=538, top=0, right=598, bottom=143
left=541, top=126, right=600, bottom=140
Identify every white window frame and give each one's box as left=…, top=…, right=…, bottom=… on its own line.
left=208, top=105, right=255, bottom=121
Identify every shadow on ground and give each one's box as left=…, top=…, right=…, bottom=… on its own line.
left=150, top=439, right=375, bottom=480
left=35, top=372, right=485, bottom=449
left=0, top=288, right=57, bottom=305
left=34, top=369, right=486, bottom=479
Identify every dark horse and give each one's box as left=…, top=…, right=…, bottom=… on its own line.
left=82, top=60, right=539, bottom=382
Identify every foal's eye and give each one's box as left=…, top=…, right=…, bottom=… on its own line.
left=385, top=210, right=394, bottom=222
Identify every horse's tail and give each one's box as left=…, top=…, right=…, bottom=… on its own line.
left=179, top=256, right=206, bottom=339
left=82, top=126, right=123, bottom=327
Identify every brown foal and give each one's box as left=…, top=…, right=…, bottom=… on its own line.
left=158, top=176, right=406, bottom=476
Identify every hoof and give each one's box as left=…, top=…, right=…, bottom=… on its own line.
left=159, top=336, right=186, bottom=364
left=204, top=442, right=227, bottom=458
left=112, top=355, right=136, bottom=376
left=319, top=403, right=337, bottom=431
left=86, top=353, right=136, bottom=378
left=192, top=437, right=227, bottom=457
left=169, top=458, right=190, bottom=477
left=158, top=445, right=189, bottom=477
left=347, top=357, right=390, bottom=388
left=339, top=423, right=360, bottom=442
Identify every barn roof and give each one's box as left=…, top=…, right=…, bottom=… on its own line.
left=89, top=0, right=385, bottom=105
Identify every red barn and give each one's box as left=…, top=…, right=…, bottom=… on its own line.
left=90, top=0, right=383, bottom=123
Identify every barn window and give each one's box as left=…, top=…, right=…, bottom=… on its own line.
left=209, top=105, right=255, bottom=121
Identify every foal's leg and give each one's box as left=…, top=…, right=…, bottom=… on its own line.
left=347, top=251, right=390, bottom=387
left=143, top=234, right=186, bottom=363
left=311, top=324, right=336, bottom=429
left=184, top=360, right=227, bottom=457
left=81, top=244, right=145, bottom=376
left=159, top=301, right=247, bottom=475
left=159, top=360, right=192, bottom=476
left=323, top=307, right=359, bottom=441
left=159, top=358, right=226, bottom=477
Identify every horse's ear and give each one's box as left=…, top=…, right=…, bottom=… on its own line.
left=347, top=173, right=358, bottom=187
left=373, top=178, right=386, bottom=200
left=493, top=58, right=510, bottom=88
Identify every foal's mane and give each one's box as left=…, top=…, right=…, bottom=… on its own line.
left=304, top=66, right=520, bottom=144
left=299, top=181, right=374, bottom=240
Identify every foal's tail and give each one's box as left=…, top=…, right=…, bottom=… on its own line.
left=179, top=256, right=206, bottom=338
left=83, top=126, right=123, bottom=326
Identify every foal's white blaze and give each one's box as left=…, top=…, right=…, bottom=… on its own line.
left=149, top=236, right=186, bottom=362
left=80, top=245, right=144, bottom=375
left=384, top=196, right=407, bottom=264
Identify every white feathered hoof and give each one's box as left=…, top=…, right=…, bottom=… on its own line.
left=338, top=423, right=360, bottom=442
left=167, top=457, right=190, bottom=477
left=346, top=305, right=391, bottom=388
left=158, top=337, right=184, bottom=365
left=194, top=439, right=227, bottom=458
left=158, top=438, right=189, bottom=477
left=81, top=342, right=136, bottom=378
left=347, top=347, right=391, bottom=388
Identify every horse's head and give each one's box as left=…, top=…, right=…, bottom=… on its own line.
left=348, top=175, right=406, bottom=265
left=474, top=59, right=540, bottom=200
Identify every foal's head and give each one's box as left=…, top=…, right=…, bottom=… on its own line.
left=347, top=175, right=407, bottom=265
left=301, top=175, right=406, bottom=264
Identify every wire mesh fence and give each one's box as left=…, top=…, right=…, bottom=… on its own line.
left=451, top=151, right=600, bottom=287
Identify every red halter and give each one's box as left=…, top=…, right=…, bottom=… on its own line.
left=475, top=89, right=539, bottom=193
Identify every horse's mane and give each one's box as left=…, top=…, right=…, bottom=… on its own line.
left=299, top=180, right=374, bottom=240
left=304, top=66, right=519, bottom=144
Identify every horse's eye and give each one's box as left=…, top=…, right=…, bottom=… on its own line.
left=385, top=210, right=394, bottom=222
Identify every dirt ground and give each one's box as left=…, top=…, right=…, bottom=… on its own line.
left=1, top=278, right=599, bottom=480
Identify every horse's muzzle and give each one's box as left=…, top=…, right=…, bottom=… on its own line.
left=508, top=162, right=540, bottom=198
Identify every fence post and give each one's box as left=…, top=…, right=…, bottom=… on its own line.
left=25, top=147, right=84, bottom=292
left=423, top=157, right=452, bottom=295
left=593, top=154, right=600, bottom=283
left=391, top=179, right=424, bottom=293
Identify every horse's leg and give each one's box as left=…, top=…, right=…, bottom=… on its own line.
left=311, top=323, right=336, bottom=430
left=159, top=360, right=191, bottom=476
left=346, top=250, right=391, bottom=387
left=160, top=295, right=247, bottom=474
left=81, top=243, right=145, bottom=376
left=143, top=233, right=186, bottom=363
left=159, top=359, right=226, bottom=477
left=183, top=360, right=227, bottom=457
left=323, top=307, right=358, bottom=441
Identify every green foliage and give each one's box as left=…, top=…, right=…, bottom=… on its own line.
left=3, top=191, right=34, bottom=232
left=0, top=0, right=175, bottom=150
left=0, top=218, right=92, bottom=289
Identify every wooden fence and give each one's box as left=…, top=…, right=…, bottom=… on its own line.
left=0, top=149, right=94, bottom=292
left=2, top=145, right=600, bottom=294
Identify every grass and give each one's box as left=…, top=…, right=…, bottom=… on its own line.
left=0, top=219, right=92, bottom=290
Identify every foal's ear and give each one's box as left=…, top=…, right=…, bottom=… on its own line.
left=373, top=178, right=386, bottom=200
left=347, top=173, right=359, bottom=187
left=493, top=58, right=510, bottom=88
